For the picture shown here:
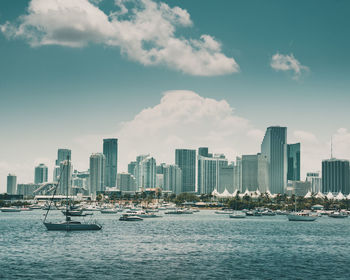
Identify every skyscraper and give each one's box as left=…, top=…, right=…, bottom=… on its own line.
left=117, top=173, right=136, bottom=191
left=175, top=149, right=196, bottom=193
left=233, top=157, right=242, bottom=192
left=128, top=161, right=137, bottom=177
left=56, top=149, right=71, bottom=166
left=103, top=138, right=118, bottom=188
left=241, top=154, right=269, bottom=192
left=163, top=164, right=183, bottom=194
left=7, top=174, right=17, bottom=194
left=34, top=163, right=48, bottom=184
left=58, top=159, right=72, bottom=195
left=197, top=154, right=228, bottom=194
left=322, top=158, right=350, bottom=194
left=261, top=126, right=287, bottom=194
left=218, top=164, right=234, bottom=193
left=306, top=172, right=322, bottom=193
left=198, top=147, right=209, bottom=157
left=287, top=143, right=301, bottom=181
left=89, top=153, right=106, bottom=195
left=135, top=156, right=156, bottom=189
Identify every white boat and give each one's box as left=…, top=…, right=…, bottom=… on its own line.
left=229, top=211, right=246, bottom=219
left=1, top=207, right=21, bottom=212
left=119, top=214, right=143, bottom=221
left=135, top=211, right=162, bottom=218
left=287, top=212, right=318, bottom=222
left=100, top=208, right=119, bottom=214
left=215, top=209, right=234, bottom=214
left=165, top=209, right=193, bottom=215
left=329, top=211, right=348, bottom=218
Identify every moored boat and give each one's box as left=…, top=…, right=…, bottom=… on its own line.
left=229, top=211, right=246, bottom=219
left=287, top=212, right=318, bottom=222
left=1, top=207, right=21, bottom=212
left=329, top=211, right=348, bottom=218
left=119, top=214, right=143, bottom=221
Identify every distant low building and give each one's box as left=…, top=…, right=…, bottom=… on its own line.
left=117, top=172, right=136, bottom=191
left=17, top=183, right=40, bottom=197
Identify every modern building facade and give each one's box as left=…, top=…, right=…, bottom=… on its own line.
left=58, top=159, right=73, bottom=195
left=241, top=154, right=269, bottom=192
left=34, top=163, right=48, bottom=184
left=233, top=157, right=242, bottom=192
left=128, top=161, right=137, bottom=177
left=287, top=143, right=301, bottom=181
left=103, top=138, right=118, bottom=188
left=56, top=149, right=71, bottom=166
left=135, top=156, right=156, bottom=189
left=163, top=164, right=183, bottom=194
left=17, top=183, right=39, bottom=196
left=89, top=153, right=106, bottom=195
left=306, top=172, right=322, bottom=193
left=218, top=164, right=234, bottom=193
left=175, top=149, right=196, bottom=193
left=261, top=126, right=287, bottom=194
left=117, top=172, right=136, bottom=191
left=322, top=159, right=350, bottom=194
left=7, top=174, right=17, bottom=194
left=197, top=154, right=228, bottom=194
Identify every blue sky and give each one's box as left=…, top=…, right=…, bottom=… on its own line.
left=0, top=0, right=349, bottom=191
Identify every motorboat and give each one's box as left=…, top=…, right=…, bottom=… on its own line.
left=329, top=211, right=348, bottom=218
left=246, top=210, right=262, bottom=216
left=287, top=212, right=318, bottom=222
left=119, top=214, right=143, bottom=221
left=136, top=211, right=162, bottom=218
left=215, top=209, right=234, bottom=214
left=229, top=211, right=246, bottom=219
left=165, top=209, right=193, bottom=215
left=1, top=207, right=21, bottom=212
left=100, top=208, right=119, bottom=214
left=261, top=210, right=276, bottom=216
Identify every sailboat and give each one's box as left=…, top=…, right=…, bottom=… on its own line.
left=287, top=193, right=317, bottom=222
left=43, top=156, right=102, bottom=231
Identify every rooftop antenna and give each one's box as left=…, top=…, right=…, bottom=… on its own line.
left=331, top=136, right=333, bottom=159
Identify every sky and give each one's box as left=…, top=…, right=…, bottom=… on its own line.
left=0, top=0, right=350, bottom=192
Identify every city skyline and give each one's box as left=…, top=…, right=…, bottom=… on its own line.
left=1, top=0, right=350, bottom=191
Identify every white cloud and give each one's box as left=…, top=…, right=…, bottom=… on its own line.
left=270, top=53, right=309, bottom=79
left=1, top=0, right=239, bottom=76
left=74, top=90, right=261, bottom=171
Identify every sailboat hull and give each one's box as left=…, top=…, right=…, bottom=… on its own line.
left=287, top=214, right=317, bottom=222
left=44, top=222, right=102, bottom=231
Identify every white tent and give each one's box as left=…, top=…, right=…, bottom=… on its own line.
left=266, top=190, right=273, bottom=198
left=304, top=191, right=312, bottom=199
left=239, top=189, right=250, bottom=198
left=251, top=189, right=261, bottom=198
left=347, top=193, right=350, bottom=200
left=211, top=189, right=219, bottom=197
left=218, top=189, right=232, bottom=198
left=335, top=192, right=345, bottom=200
left=232, top=189, right=238, bottom=197
left=326, top=192, right=334, bottom=200
left=315, top=191, right=325, bottom=199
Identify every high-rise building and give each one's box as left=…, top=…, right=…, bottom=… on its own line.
left=7, top=174, right=17, bottom=194
left=56, top=149, right=71, bottom=166
left=306, top=172, right=322, bottom=193
left=197, top=154, right=228, bottom=194
left=53, top=165, right=60, bottom=182
left=287, top=143, right=301, bottom=181
left=58, top=160, right=73, bottom=195
left=233, top=157, right=242, bottom=192
left=175, top=149, right=196, bottom=193
left=128, top=161, right=137, bottom=177
left=34, top=163, right=48, bottom=184
left=241, top=154, right=269, bottom=192
left=103, top=138, right=118, bottom=188
left=163, top=164, right=182, bottom=194
left=156, top=163, right=167, bottom=174
left=17, top=183, right=39, bottom=196
left=198, top=147, right=209, bottom=157
left=135, top=156, right=156, bottom=189
left=117, top=173, right=136, bottom=191
left=261, top=126, right=287, bottom=194
left=322, top=159, right=350, bottom=194
left=89, top=153, right=106, bottom=195
left=218, top=164, right=234, bottom=193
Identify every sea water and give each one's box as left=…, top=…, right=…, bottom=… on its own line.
left=1, top=210, right=349, bottom=280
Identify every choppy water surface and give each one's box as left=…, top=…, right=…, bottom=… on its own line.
left=1, top=210, right=350, bottom=280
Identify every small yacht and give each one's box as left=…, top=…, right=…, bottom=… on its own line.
left=165, top=208, right=193, bottom=215
left=215, top=209, right=234, bottom=215
left=1, top=207, right=21, bottom=212
left=329, top=211, right=348, bottom=218
left=119, top=214, right=143, bottom=221
left=287, top=212, right=318, bottom=222
left=229, top=211, right=246, bottom=219
left=100, top=208, right=119, bottom=214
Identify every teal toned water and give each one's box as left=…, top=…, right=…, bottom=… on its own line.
left=1, top=210, right=350, bottom=279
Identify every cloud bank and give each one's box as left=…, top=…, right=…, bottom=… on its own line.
left=0, top=0, right=239, bottom=76
left=270, top=53, right=309, bottom=79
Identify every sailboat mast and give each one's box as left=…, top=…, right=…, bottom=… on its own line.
left=66, top=155, right=69, bottom=221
